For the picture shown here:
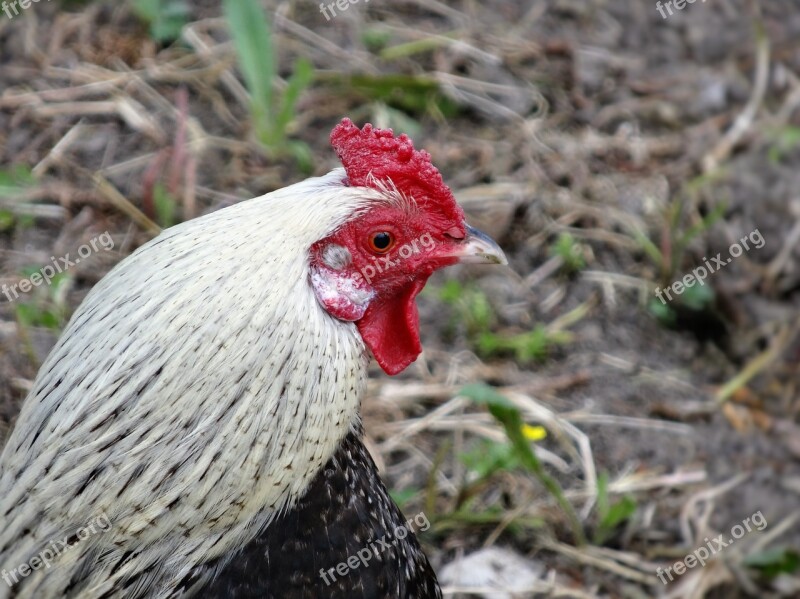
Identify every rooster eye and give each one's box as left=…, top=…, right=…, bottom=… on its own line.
left=368, top=231, right=395, bottom=254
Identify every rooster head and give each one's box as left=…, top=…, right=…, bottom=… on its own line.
left=311, top=118, right=506, bottom=375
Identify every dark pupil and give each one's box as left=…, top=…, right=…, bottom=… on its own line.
left=373, top=232, right=391, bottom=250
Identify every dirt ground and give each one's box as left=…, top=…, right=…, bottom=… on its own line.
left=1, top=0, right=799, bottom=597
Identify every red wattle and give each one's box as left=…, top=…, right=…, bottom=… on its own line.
left=356, top=277, right=429, bottom=375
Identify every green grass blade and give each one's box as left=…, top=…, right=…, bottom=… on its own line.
left=629, top=226, right=663, bottom=269
left=676, top=201, right=727, bottom=250
left=460, top=384, right=587, bottom=546
left=276, top=58, right=314, bottom=137
left=223, top=0, right=276, bottom=143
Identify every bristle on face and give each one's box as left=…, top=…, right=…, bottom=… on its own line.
left=330, top=118, right=464, bottom=225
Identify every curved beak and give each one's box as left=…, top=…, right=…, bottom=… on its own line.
left=450, top=225, right=507, bottom=265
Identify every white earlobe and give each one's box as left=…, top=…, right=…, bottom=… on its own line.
left=310, top=264, right=374, bottom=322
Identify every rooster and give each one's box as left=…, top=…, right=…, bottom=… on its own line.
left=0, top=119, right=506, bottom=598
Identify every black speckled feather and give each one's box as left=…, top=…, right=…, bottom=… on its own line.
left=191, top=429, right=441, bottom=599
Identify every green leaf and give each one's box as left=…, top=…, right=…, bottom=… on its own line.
left=744, top=547, right=800, bottom=578
left=600, top=496, right=636, bottom=531
left=223, top=0, right=276, bottom=144
left=471, top=292, right=492, bottom=331
left=680, top=280, right=714, bottom=311
left=38, top=310, right=61, bottom=330
left=286, top=140, right=313, bottom=175
left=460, top=383, right=515, bottom=411
left=361, top=27, right=391, bottom=53
left=20, top=266, right=41, bottom=279
left=460, top=384, right=586, bottom=545
left=15, top=303, right=61, bottom=330
left=778, top=125, right=800, bottom=147
left=0, top=165, right=35, bottom=198
left=153, top=183, right=177, bottom=228
left=18, top=215, right=35, bottom=230
left=15, top=303, right=36, bottom=327
left=380, top=35, right=454, bottom=61
left=49, top=272, right=71, bottom=297
left=389, top=487, right=419, bottom=509
left=370, top=103, right=423, bottom=139
left=593, top=472, right=637, bottom=545
left=0, top=210, right=15, bottom=231
left=550, top=232, right=586, bottom=273
left=512, top=327, right=550, bottom=362
left=630, top=225, right=663, bottom=268
left=132, top=0, right=189, bottom=42
left=438, top=279, right=463, bottom=304
left=648, top=297, right=676, bottom=326
left=318, top=73, right=459, bottom=117
left=596, top=471, right=610, bottom=524
left=132, top=0, right=158, bottom=20
left=275, top=58, right=314, bottom=139
left=768, top=125, right=800, bottom=162
left=476, top=331, right=502, bottom=357
left=595, top=497, right=636, bottom=545
left=460, top=439, right=521, bottom=478
left=477, top=326, right=564, bottom=363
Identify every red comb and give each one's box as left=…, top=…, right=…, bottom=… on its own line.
left=330, top=118, right=464, bottom=223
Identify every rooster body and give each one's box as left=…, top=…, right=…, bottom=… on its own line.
left=198, top=428, right=440, bottom=598
left=1, top=170, right=373, bottom=597
left=0, top=120, right=505, bottom=598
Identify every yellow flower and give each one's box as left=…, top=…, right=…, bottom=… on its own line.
left=521, top=423, right=547, bottom=442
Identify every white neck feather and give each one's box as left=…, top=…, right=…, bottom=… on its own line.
left=0, top=169, right=386, bottom=598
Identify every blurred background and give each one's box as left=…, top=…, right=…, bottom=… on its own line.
left=1, top=0, right=799, bottom=597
